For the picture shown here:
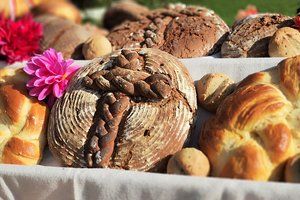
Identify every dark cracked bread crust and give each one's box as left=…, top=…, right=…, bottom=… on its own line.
left=107, top=6, right=229, bottom=58
left=221, top=14, right=294, bottom=58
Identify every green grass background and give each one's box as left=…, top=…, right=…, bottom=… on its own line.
left=79, top=0, right=300, bottom=25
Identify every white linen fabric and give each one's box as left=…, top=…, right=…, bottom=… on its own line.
left=2, top=57, right=300, bottom=200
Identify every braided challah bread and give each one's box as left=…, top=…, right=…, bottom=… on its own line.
left=199, top=56, right=300, bottom=181
left=0, top=67, right=49, bottom=165
left=48, top=48, right=197, bottom=170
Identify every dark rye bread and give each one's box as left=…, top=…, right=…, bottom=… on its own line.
left=47, top=48, right=197, bottom=171
left=107, top=6, right=229, bottom=58
left=221, top=14, right=293, bottom=58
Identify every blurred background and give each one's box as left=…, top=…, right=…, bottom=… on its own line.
left=73, top=0, right=300, bottom=25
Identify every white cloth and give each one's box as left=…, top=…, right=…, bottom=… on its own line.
left=2, top=57, right=300, bottom=200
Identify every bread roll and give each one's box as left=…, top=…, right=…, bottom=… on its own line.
left=269, top=27, right=300, bottom=57
left=108, top=6, right=229, bottom=58
left=0, top=67, right=49, bottom=165
left=82, top=35, right=112, bottom=59
left=167, top=148, right=210, bottom=176
left=200, top=56, right=300, bottom=181
left=197, top=73, right=235, bottom=112
left=47, top=48, right=197, bottom=171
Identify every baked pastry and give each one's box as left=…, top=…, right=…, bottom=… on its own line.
left=167, top=148, right=210, bottom=176
left=285, top=154, right=300, bottom=183
left=108, top=6, right=229, bottom=58
left=32, top=0, right=82, bottom=23
left=0, top=67, right=49, bottom=165
left=199, top=56, right=300, bottom=181
left=221, top=14, right=293, bottom=58
left=48, top=48, right=197, bottom=170
left=269, top=27, right=300, bottom=57
left=196, top=73, right=235, bottom=112
left=35, top=15, right=91, bottom=59
left=103, top=0, right=150, bottom=30
left=82, top=35, right=112, bottom=59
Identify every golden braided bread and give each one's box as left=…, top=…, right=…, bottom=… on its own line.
left=0, top=67, right=49, bottom=165
left=199, top=56, right=300, bottom=181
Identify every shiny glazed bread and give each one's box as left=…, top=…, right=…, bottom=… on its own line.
left=199, top=56, right=300, bottom=181
left=48, top=48, right=197, bottom=171
left=0, top=67, right=49, bottom=165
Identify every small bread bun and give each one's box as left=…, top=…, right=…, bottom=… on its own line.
left=82, top=35, right=112, bottom=59
left=285, top=154, right=300, bottom=183
left=196, top=73, right=235, bottom=112
left=269, top=27, right=300, bottom=57
left=167, top=148, right=210, bottom=176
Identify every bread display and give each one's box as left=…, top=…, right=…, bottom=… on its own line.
left=199, top=56, right=300, bottom=181
left=35, top=15, right=92, bottom=59
left=82, top=35, right=112, bottom=59
left=47, top=48, right=197, bottom=170
left=167, top=148, right=210, bottom=176
left=103, top=0, right=150, bottom=30
left=221, top=14, right=293, bottom=58
left=196, top=73, right=235, bottom=112
left=32, top=0, right=82, bottom=23
left=269, top=27, right=300, bottom=57
left=0, top=67, right=49, bottom=165
left=108, top=6, right=229, bottom=58
left=285, top=154, right=300, bottom=183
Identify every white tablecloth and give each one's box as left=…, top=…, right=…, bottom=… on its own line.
left=2, top=57, right=300, bottom=200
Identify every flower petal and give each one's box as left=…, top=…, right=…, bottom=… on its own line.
left=44, top=76, right=57, bottom=84
left=33, top=78, right=46, bottom=87
left=65, top=65, right=80, bottom=79
left=28, top=86, right=44, bottom=97
left=38, top=86, right=52, bottom=101
left=53, top=83, right=64, bottom=98
left=23, top=62, right=39, bottom=75
left=35, top=68, right=50, bottom=78
left=26, top=77, right=39, bottom=87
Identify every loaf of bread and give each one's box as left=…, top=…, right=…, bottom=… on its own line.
left=103, top=0, right=150, bottom=30
left=35, top=15, right=91, bottom=59
left=199, top=56, right=300, bottom=181
left=269, top=27, right=300, bottom=57
left=32, top=0, right=81, bottom=23
left=47, top=48, right=197, bottom=171
left=0, top=67, right=49, bottom=165
left=221, top=14, right=293, bottom=58
left=108, top=6, right=229, bottom=58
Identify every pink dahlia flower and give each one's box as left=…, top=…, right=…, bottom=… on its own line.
left=23, top=48, right=80, bottom=105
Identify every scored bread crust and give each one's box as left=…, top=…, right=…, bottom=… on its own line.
left=221, top=14, right=293, bottom=58
left=48, top=48, right=197, bottom=171
left=0, top=67, right=49, bottom=165
left=108, top=6, right=229, bottom=58
left=199, top=56, right=300, bottom=181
